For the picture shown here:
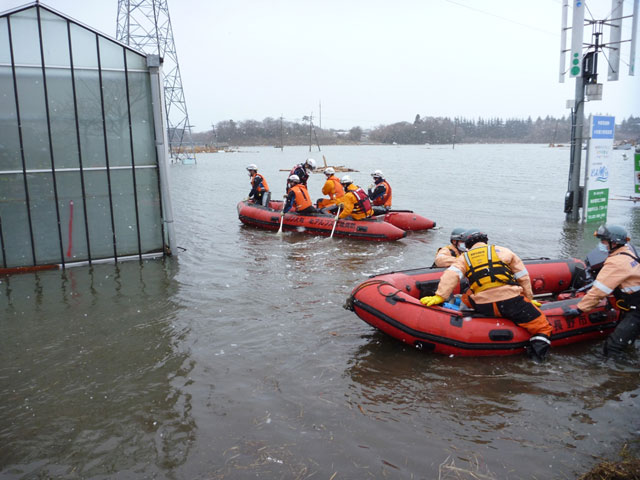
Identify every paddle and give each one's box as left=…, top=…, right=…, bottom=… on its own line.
left=329, top=205, right=342, bottom=239
left=277, top=198, right=286, bottom=234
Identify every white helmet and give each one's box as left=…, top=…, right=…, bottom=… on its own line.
left=288, top=174, right=300, bottom=183
left=246, top=163, right=258, bottom=171
left=340, top=175, right=352, bottom=185
left=371, top=169, right=384, bottom=179
left=324, top=167, right=335, bottom=175
left=305, top=158, right=316, bottom=170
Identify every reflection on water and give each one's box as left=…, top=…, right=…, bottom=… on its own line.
left=1, top=145, right=638, bottom=479
left=0, top=260, right=195, bottom=477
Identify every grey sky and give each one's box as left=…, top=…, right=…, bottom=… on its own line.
left=6, top=0, right=640, bottom=131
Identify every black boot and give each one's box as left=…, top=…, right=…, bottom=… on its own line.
left=604, top=311, right=640, bottom=357
left=528, top=334, right=551, bottom=362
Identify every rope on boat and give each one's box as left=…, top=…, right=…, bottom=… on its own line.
left=344, top=279, right=417, bottom=311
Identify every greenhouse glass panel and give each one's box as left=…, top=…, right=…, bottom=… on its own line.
left=135, top=168, right=163, bottom=254
left=15, top=67, right=50, bottom=171
left=110, top=169, right=140, bottom=256
left=45, top=67, right=80, bottom=169
left=55, top=171, right=89, bottom=262
left=8, top=9, right=41, bottom=66
left=27, top=171, right=62, bottom=264
left=0, top=174, right=32, bottom=268
left=40, top=9, right=70, bottom=66
left=0, top=66, right=21, bottom=171
left=84, top=170, right=116, bottom=259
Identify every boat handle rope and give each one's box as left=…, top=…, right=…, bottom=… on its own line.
left=344, top=279, right=424, bottom=311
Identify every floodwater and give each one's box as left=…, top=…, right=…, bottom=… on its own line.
left=1, top=144, right=639, bottom=479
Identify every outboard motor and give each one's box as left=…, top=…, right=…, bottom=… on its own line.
left=584, top=246, right=608, bottom=279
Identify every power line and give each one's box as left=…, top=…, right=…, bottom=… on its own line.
left=443, top=0, right=559, bottom=36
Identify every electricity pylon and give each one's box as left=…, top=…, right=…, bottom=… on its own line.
left=116, top=0, right=196, bottom=164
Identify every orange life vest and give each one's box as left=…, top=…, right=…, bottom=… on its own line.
left=372, top=180, right=392, bottom=207
left=291, top=184, right=313, bottom=211
left=251, top=173, right=269, bottom=193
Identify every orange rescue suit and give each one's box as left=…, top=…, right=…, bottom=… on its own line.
left=318, top=175, right=345, bottom=208
left=433, top=244, right=462, bottom=268
left=339, top=184, right=374, bottom=220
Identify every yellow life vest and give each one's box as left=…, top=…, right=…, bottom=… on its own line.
left=463, top=245, right=518, bottom=294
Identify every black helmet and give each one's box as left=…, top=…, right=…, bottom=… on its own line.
left=450, top=227, right=466, bottom=243
left=594, top=224, right=629, bottom=248
left=463, top=228, right=488, bottom=249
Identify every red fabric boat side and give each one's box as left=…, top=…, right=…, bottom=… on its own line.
left=237, top=200, right=406, bottom=241
left=347, top=260, right=620, bottom=356
left=381, top=211, right=436, bottom=231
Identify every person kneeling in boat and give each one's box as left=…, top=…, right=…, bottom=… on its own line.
left=565, top=225, right=640, bottom=357
left=317, top=167, right=345, bottom=208
left=432, top=227, right=467, bottom=268
left=287, top=158, right=316, bottom=190
left=283, top=174, right=319, bottom=215
left=334, top=175, right=374, bottom=220
left=367, top=170, right=392, bottom=215
left=420, top=229, right=553, bottom=362
left=246, top=164, right=270, bottom=205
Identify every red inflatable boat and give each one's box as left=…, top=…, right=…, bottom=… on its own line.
left=381, top=210, right=436, bottom=231
left=237, top=200, right=407, bottom=241
left=345, top=258, right=620, bottom=356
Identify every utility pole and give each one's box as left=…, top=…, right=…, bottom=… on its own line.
left=308, top=113, right=313, bottom=152
left=566, top=70, right=585, bottom=222
left=559, top=0, right=638, bottom=222
left=452, top=118, right=457, bottom=149
left=279, top=115, right=284, bottom=151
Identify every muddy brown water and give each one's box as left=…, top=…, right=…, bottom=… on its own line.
left=1, top=145, right=639, bottom=479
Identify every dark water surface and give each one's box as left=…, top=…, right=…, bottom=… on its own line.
left=1, top=145, right=639, bottom=479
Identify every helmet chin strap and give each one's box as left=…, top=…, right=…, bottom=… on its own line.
left=609, top=241, right=624, bottom=252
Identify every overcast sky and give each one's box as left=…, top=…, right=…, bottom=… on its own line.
left=6, top=0, right=640, bottom=131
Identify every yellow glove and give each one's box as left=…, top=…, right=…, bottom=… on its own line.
left=531, top=299, right=542, bottom=307
left=420, top=295, right=445, bottom=307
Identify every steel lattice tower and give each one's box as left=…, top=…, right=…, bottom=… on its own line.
left=116, top=0, right=196, bottom=163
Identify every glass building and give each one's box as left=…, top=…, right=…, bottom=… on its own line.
left=0, top=2, right=175, bottom=271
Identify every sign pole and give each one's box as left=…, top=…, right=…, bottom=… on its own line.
left=566, top=74, right=585, bottom=222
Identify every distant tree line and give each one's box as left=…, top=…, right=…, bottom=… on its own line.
left=191, top=117, right=363, bottom=147
left=190, top=115, right=640, bottom=146
left=369, top=115, right=572, bottom=145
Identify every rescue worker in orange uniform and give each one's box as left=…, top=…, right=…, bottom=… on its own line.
left=566, top=225, right=640, bottom=356
left=246, top=164, right=270, bottom=205
left=420, top=229, right=552, bottom=362
left=367, top=170, right=392, bottom=215
left=336, top=175, right=374, bottom=220
left=283, top=174, right=318, bottom=215
left=433, top=227, right=467, bottom=268
left=317, top=167, right=345, bottom=208
left=287, top=158, right=316, bottom=189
